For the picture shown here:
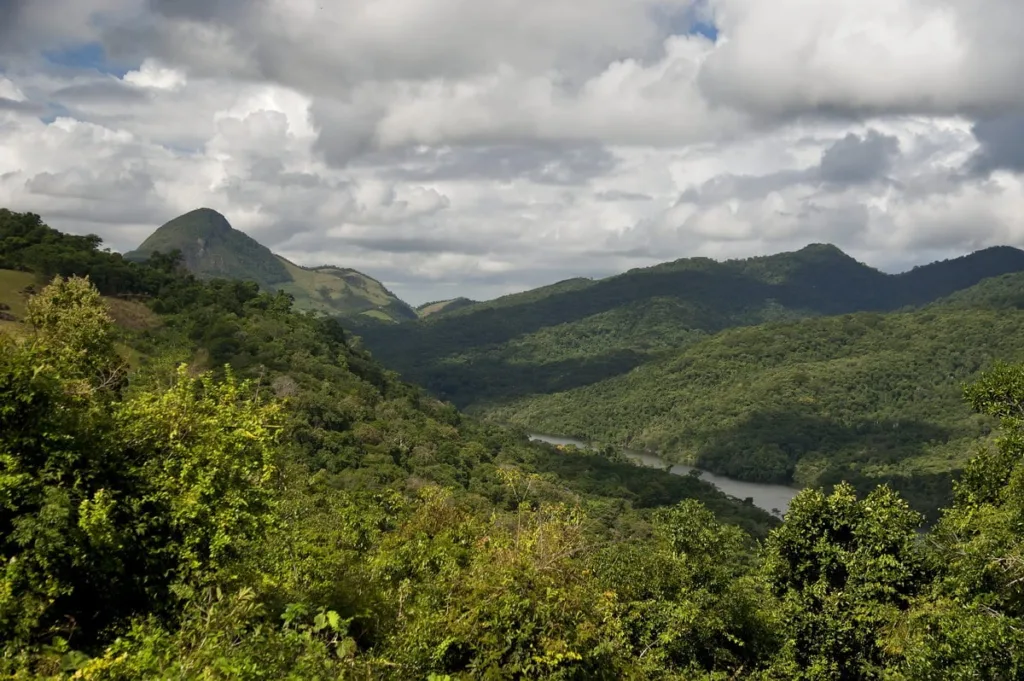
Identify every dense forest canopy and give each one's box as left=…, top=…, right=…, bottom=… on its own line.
left=352, top=237, right=1024, bottom=523
left=2, top=209, right=1024, bottom=679
left=355, top=242, right=1024, bottom=410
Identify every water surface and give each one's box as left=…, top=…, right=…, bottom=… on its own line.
left=529, top=433, right=800, bottom=516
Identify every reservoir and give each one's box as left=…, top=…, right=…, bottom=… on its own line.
left=529, top=433, right=800, bottom=516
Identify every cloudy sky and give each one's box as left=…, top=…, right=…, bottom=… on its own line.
left=2, top=0, right=1024, bottom=304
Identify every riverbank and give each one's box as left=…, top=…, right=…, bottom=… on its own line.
left=528, top=433, right=800, bottom=516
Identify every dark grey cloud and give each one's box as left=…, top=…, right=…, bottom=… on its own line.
left=385, top=142, right=618, bottom=185
left=52, top=79, right=149, bottom=104
left=308, top=98, right=383, bottom=168
left=26, top=167, right=157, bottom=204
left=679, top=129, right=901, bottom=207
left=148, top=0, right=246, bottom=22
left=335, top=235, right=492, bottom=256
left=678, top=169, right=805, bottom=205
left=247, top=158, right=323, bottom=189
left=595, top=189, right=652, bottom=201
left=0, top=96, right=44, bottom=114
left=968, top=112, right=1024, bottom=175
left=0, top=0, right=27, bottom=44
left=819, top=130, right=900, bottom=185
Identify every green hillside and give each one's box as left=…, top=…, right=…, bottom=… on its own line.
left=6, top=208, right=1024, bottom=678
left=929, top=270, right=1024, bottom=310
left=126, top=208, right=416, bottom=322
left=416, top=297, right=478, bottom=318
left=358, top=243, right=1024, bottom=408
left=275, top=259, right=418, bottom=321
left=488, top=304, right=1024, bottom=517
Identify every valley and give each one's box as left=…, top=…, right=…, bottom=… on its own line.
left=19, top=204, right=1024, bottom=522
left=5, top=206, right=1024, bottom=677
left=355, top=242, right=1024, bottom=520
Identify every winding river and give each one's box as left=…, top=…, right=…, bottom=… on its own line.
left=528, top=433, right=800, bottom=516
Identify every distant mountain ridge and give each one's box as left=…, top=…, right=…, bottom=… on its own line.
left=356, top=242, right=1024, bottom=409
left=126, top=208, right=417, bottom=322
left=416, top=297, right=477, bottom=318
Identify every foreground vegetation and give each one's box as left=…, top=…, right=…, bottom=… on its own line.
left=3, top=209, right=1024, bottom=679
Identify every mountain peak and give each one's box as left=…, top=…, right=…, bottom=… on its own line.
left=125, top=208, right=288, bottom=288
left=159, top=207, right=234, bottom=236
left=184, top=207, right=230, bottom=226
left=797, top=243, right=847, bottom=257
left=124, top=209, right=416, bottom=322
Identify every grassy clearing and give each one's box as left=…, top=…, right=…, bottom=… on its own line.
left=276, top=257, right=416, bottom=320
left=0, top=269, right=37, bottom=317
left=0, top=269, right=37, bottom=337
left=106, top=297, right=160, bottom=331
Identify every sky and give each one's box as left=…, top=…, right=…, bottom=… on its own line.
left=2, top=0, right=1024, bottom=305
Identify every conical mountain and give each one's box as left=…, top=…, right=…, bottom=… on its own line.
left=126, top=208, right=416, bottom=322
left=126, top=208, right=291, bottom=289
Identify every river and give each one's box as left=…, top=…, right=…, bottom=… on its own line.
left=528, top=433, right=800, bottom=516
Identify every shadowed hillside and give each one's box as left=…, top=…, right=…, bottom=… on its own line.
left=357, top=243, right=1024, bottom=408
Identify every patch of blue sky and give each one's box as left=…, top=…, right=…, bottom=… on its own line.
left=39, top=102, right=72, bottom=125
left=690, top=21, right=719, bottom=41
left=44, top=42, right=130, bottom=78
left=648, top=2, right=719, bottom=41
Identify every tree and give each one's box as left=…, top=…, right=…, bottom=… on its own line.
left=763, top=484, right=924, bottom=679
left=891, top=363, right=1024, bottom=679
left=0, top=277, right=282, bottom=656
left=24, top=275, right=122, bottom=386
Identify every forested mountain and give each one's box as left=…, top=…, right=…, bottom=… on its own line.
left=487, top=302, right=1024, bottom=520
left=356, top=243, right=1024, bottom=409
left=126, top=208, right=417, bottom=322
left=3, top=208, right=1024, bottom=678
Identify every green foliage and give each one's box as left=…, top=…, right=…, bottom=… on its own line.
left=358, top=244, right=1024, bottom=410
left=884, top=362, right=1024, bottom=680
left=116, top=365, right=281, bottom=581
left=0, top=209, right=168, bottom=296
left=0, top=278, right=282, bottom=655
left=25, top=275, right=122, bottom=383
left=762, top=484, right=924, bottom=678
left=933, top=271, right=1024, bottom=311
left=7, top=209, right=1024, bottom=679
left=489, top=309, right=1024, bottom=520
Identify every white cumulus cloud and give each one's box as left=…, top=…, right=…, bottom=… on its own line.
left=0, top=0, right=1023, bottom=304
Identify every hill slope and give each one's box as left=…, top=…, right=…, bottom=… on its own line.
left=929, top=270, right=1024, bottom=310
left=416, top=297, right=478, bottom=318
left=126, top=208, right=416, bottom=322
left=487, top=302, right=1024, bottom=520
left=358, top=244, right=1024, bottom=408
left=6, top=208, right=1024, bottom=678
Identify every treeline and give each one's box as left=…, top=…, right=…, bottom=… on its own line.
left=3, top=211, right=1024, bottom=678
